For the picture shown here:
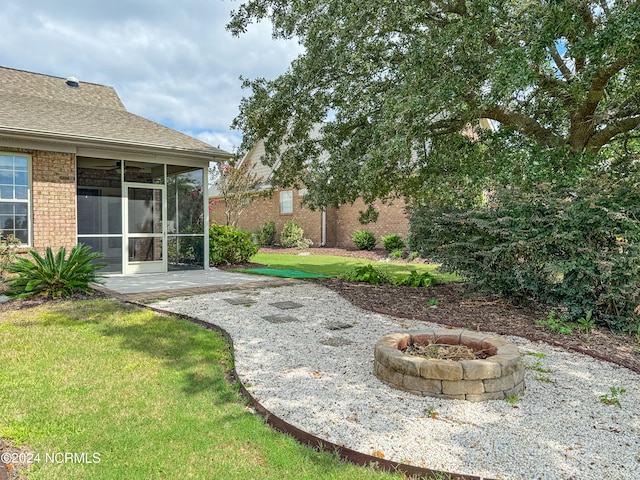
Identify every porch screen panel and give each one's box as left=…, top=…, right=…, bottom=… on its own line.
left=167, top=165, right=205, bottom=270
left=77, top=157, right=123, bottom=273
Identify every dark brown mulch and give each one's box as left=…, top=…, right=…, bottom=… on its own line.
left=315, top=278, right=640, bottom=374
left=0, top=287, right=108, bottom=314
left=215, top=261, right=265, bottom=271
left=0, top=439, right=31, bottom=480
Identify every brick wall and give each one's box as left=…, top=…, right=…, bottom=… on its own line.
left=1, top=146, right=76, bottom=253
left=211, top=189, right=324, bottom=245
left=210, top=189, right=409, bottom=248
left=32, top=150, right=76, bottom=252
left=333, top=198, right=409, bottom=248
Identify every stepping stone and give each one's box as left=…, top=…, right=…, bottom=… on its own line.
left=269, top=301, right=303, bottom=310
left=223, top=297, right=257, bottom=305
left=320, top=337, right=354, bottom=347
left=325, top=322, right=354, bottom=330
left=262, top=314, right=299, bottom=324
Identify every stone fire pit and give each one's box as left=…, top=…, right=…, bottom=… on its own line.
left=374, top=329, right=525, bottom=402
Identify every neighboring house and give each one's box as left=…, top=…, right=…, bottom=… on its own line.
left=209, top=139, right=410, bottom=248
left=0, top=66, right=231, bottom=274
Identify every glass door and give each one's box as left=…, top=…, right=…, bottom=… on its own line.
left=125, top=185, right=165, bottom=274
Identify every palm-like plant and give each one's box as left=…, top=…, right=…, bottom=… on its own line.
left=4, top=244, right=106, bottom=299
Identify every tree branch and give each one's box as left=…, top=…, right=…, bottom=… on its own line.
left=587, top=116, right=640, bottom=153
left=481, top=105, right=564, bottom=148
left=548, top=44, right=573, bottom=82
left=599, top=0, right=611, bottom=21
left=570, top=56, right=637, bottom=148
left=536, top=72, right=573, bottom=106
left=578, top=3, right=596, bottom=35
left=448, top=0, right=468, bottom=17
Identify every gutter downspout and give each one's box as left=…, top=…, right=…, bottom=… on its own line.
left=320, top=208, right=327, bottom=247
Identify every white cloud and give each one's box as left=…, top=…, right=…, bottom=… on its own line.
left=0, top=0, right=302, bottom=151
left=189, top=130, right=241, bottom=154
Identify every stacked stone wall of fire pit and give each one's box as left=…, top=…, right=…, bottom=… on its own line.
left=374, top=329, right=525, bottom=402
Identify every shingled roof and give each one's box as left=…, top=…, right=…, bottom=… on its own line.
left=0, top=66, right=230, bottom=158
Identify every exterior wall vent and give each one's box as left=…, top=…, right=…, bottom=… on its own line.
left=66, top=76, right=80, bottom=87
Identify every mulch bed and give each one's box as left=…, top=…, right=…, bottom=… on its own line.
left=315, top=278, right=640, bottom=374
left=0, top=287, right=108, bottom=314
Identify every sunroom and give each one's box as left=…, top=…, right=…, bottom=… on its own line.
left=77, top=157, right=210, bottom=274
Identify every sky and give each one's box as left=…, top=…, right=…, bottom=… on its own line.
left=0, top=0, right=302, bottom=153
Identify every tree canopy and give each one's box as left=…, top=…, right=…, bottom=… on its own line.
left=229, top=0, right=640, bottom=208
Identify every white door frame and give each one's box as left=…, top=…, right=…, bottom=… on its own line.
left=123, top=182, right=167, bottom=274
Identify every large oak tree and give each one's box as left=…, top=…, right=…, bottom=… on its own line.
left=229, top=0, right=640, bottom=208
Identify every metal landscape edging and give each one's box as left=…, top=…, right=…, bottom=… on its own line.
left=136, top=299, right=496, bottom=480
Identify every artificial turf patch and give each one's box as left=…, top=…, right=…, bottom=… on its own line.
left=236, top=268, right=328, bottom=279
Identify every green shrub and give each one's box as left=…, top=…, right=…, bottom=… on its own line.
left=342, top=264, right=390, bottom=284
left=352, top=230, right=377, bottom=250
left=409, top=180, right=640, bottom=332
left=168, top=225, right=205, bottom=267
left=535, top=311, right=574, bottom=335
left=381, top=234, right=405, bottom=253
left=4, top=244, right=106, bottom=299
left=407, top=251, right=420, bottom=261
left=393, top=270, right=438, bottom=287
left=209, top=224, right=258, bottom=265
left=280, top=220, right=313, bottom=248
left=1, top=231, right=21, bottom=280
left=389, top=249, right=404, bottom=259
left=260, top=220, right=277, bottom=246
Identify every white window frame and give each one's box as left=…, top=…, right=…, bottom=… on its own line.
left=0, top=152, right=31, bottom=246
left=279, top=190, right=293, bottom=215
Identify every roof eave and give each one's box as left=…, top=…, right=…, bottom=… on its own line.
left=0, top=127, right=233, bottom=162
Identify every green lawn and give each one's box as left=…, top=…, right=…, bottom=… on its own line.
left=0, top=299, right=399, bottom=480
left=249, top=252, right=459, bottom=282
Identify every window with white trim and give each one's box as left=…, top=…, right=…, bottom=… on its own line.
left=0, top=153, right=30, bottom=245
left=279, top=190, right=293, bottom=214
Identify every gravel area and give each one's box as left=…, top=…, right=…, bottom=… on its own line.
left=150, top=283, right=640, bottom=480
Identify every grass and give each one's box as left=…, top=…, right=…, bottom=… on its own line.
left=249, top=252, right=458, bottom=282
left=0, top=299, right=399, bottom=480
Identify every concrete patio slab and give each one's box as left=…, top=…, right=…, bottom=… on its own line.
left=94, top=269, right=300, bottom=302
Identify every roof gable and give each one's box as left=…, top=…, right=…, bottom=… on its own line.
left=0, top=66, right=230, bottom=158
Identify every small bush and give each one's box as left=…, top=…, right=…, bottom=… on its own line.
left=389, top=249, right=404, bottom=259
left=280, top=220, right=313, bottom=248
left=381, top=234, right=405, bottom=253
left=1, top=231, right=21, bottom=280
left=393, top=270, right=438, bottom=287
left=407, top=251, right=420, bottom=261
left=4, top=244, right=106, bottom=299
left=260, top=220, right=277, bottom=246
left=171, top=225, right=205, bottom=266
left=343, top=264, right=390, bottom=284
left=352, top=230, right=377, bottom=250
left=209, top=224, right=258, bottom=265
left=535, top=311, right=574, bottom=335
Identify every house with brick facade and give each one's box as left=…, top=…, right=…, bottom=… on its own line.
left=208, top=139, right=410, bottom=248
left=0, top=66, right=231, bottom=274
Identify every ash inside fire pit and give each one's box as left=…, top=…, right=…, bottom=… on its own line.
left=402, top=342, right=490, bottom=361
